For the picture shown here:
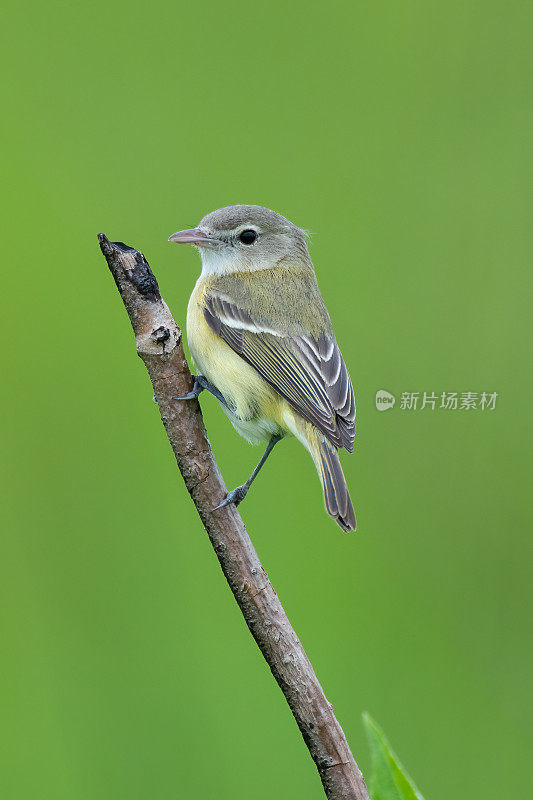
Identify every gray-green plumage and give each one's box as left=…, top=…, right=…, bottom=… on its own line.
left=203, top=282, right=355, bottom=452
left=169, top=204, right=357, bottom=531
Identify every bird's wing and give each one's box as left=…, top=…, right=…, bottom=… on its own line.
left=203, top=291, right=355, bottom=452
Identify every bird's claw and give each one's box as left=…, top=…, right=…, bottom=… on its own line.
left=213, top=484, right=248, bottom=511
left=174, top=375, right=205, bottom=402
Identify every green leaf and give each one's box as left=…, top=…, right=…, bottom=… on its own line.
left=363, top=712, right=425, bottom=800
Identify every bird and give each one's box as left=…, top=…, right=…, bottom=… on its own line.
left=168, top=205, right=356, bottom=532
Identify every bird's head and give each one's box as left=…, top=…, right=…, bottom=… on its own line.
left=168, top=204, right=310, bottom=275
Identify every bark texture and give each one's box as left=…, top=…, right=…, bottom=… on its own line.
left=98, top=234, right=370, bottom=800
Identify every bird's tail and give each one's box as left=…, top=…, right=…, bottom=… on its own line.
left=311, top=435, right=356, bottom=533
left=281, top=407, right=356, bottom=532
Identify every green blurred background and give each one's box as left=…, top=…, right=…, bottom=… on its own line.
left=1, top=1, right=531, bottom=798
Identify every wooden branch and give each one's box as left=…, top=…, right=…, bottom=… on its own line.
left=98, top=234, right=370, bottom=800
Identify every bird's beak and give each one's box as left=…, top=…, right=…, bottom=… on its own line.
left=168, top=228, right=220, bottom=248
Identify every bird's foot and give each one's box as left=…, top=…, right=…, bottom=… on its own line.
left=174, top=375, right=228, bottom=407
left=174, top=375, right=204, bottom=401
left=175, top=389, right=200, bottom=401
left=213, top=483, right=249, bottom=510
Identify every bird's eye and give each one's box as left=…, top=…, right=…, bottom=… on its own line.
left=239, top=229, right=257, bottom=245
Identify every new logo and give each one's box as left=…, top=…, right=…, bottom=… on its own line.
left=375, top=390, right=396, bottom=411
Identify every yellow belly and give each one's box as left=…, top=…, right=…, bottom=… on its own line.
left=186, top=278, right=287, bottom=444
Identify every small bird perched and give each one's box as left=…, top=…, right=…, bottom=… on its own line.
left=169, top=205, right=356, bottom=532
